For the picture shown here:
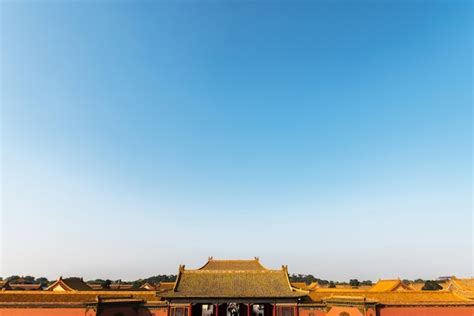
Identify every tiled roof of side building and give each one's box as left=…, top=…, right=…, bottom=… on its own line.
left=0, top=291, right=164, bottom=306
left=140, top=282, right=158, bottom=291
left=291, top=282, right=310, bottom=290
left=159, top=282, right=175, bottom=291
left=309, top=290, right=474, bottom=306
left=162, top=259, right=308, bottom=298
left=369, top=279, right=414, bottom=292
left=291, top=282, right=320, bottom=291
left=47, top=277, right=93, bottom=291
left=88, top=284, right=103, bottom=290
left=198, top=257, right=268, bottom=271
left=410, top=283, right=424, bottom=291
left=449, top=278, right=474, bottom=291
left=110, top=284, right=134, bottom=290
left=9, top=284, right=42, bottom=290
left=0, top=280, right=11, bottom=290
left=448, top=277, right=474, bottom=299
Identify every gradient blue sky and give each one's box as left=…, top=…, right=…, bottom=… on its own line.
left=1, top=0, right=472, bottom=281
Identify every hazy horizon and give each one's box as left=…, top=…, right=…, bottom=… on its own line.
left=1, top=1, right=472, bottom=281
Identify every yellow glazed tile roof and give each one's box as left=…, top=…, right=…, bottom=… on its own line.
left=162, top=259, right=307, bottom=298
left=309, top=290, right=473, bottom=306
left=369, top=279, right=414, bottom=292
left=450, top=278, right=474, bottom=291
left=0, top=291, right=162, bottom=305
left=47, top=277, right=93, bottom=291
left=448, top=278, right=474, bottom=299
left=198, top=257, right=267, bottom=271
left=291, top=282, right=310, bottom=290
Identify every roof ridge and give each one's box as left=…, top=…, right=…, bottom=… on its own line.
left=196, top=257, right=269, bottom=271
left=184, top=269, right=283, bottom=273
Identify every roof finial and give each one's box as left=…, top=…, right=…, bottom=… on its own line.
left=208, top=256, right=213, bottom=261
left=179, top=264, right=185, bottom=272
left=254, top=256, right=259, bottom=261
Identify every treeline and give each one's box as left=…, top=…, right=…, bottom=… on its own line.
left=0, top=275, right=177, bottom=289
left=289, top=274, right=373, bottom=288
left=130, top=274, right=176, bottom=288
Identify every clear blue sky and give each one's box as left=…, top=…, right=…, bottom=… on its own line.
left=1, top=0, right=472, bottom=281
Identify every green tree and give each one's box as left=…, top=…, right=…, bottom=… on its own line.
left=36, top=277, right=49, bottom=287
left=101, top=279, right=112, bottom=289
left=349, top=279, right=360, bottom=287
left=6, top=275, right=20, bottom=282
left=22, top=276, right=36, bottom=284
left=422, top=280, right=442, bottom=291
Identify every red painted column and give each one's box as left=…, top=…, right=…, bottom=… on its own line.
left=273, top=304, right=276, bottom=316
left=216, top=304, right=219, bottom=316
left=189, top=304, right=192, bottom=316
left=247, top=304, right=251, bottom=316
left=167, top=305, right=171, bottom=316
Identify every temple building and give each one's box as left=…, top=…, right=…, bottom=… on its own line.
left=0, top=258, right=473, bottom=316
left=161, top=257, right=307, bottom=316
left=367, top=280, right=414, bottom=292
left=47, top=277, right=93, bottom=291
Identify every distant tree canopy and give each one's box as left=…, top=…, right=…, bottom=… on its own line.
left=132, top=275, right=176, bottom=289
left=422, top=280, right=442, bottom=291
left=36, top=277, right=49, bottom=286
left=289, top=274, right=318, bottom=284
left=101, top=279, right=112, bottom=289
left=360, top=280, right=373, bottom=286
left=328, top=281, right=336, bottom=288
left=89, top=279, right=105, bottom=284
left=3, top=275, right=48, bottom=285
left=21, top=276, right=36, bottom=284
left=349, top=279, right=360, bottom=287
left=6, top=276, right=20, bottom=282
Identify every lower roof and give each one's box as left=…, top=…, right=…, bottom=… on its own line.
left=0, top=291, right=162, bottom=306
left=308, top=289, right=473, bottom=306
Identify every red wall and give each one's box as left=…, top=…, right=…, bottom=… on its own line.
left=379, top=306, right=474, bottom=316
left=0, top=306, right=168, bottom=316
left=326, top=306, right=364, bottom=316
left=0, top=308, right=95, bottom=316
left=298, top=307, right=326, bottom=316
left=98, top=306, right=168, bottom=316
left=139, top=308, right=168, bottom=316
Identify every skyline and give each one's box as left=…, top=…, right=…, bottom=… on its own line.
left=1, top=1, right=472, bottom=281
